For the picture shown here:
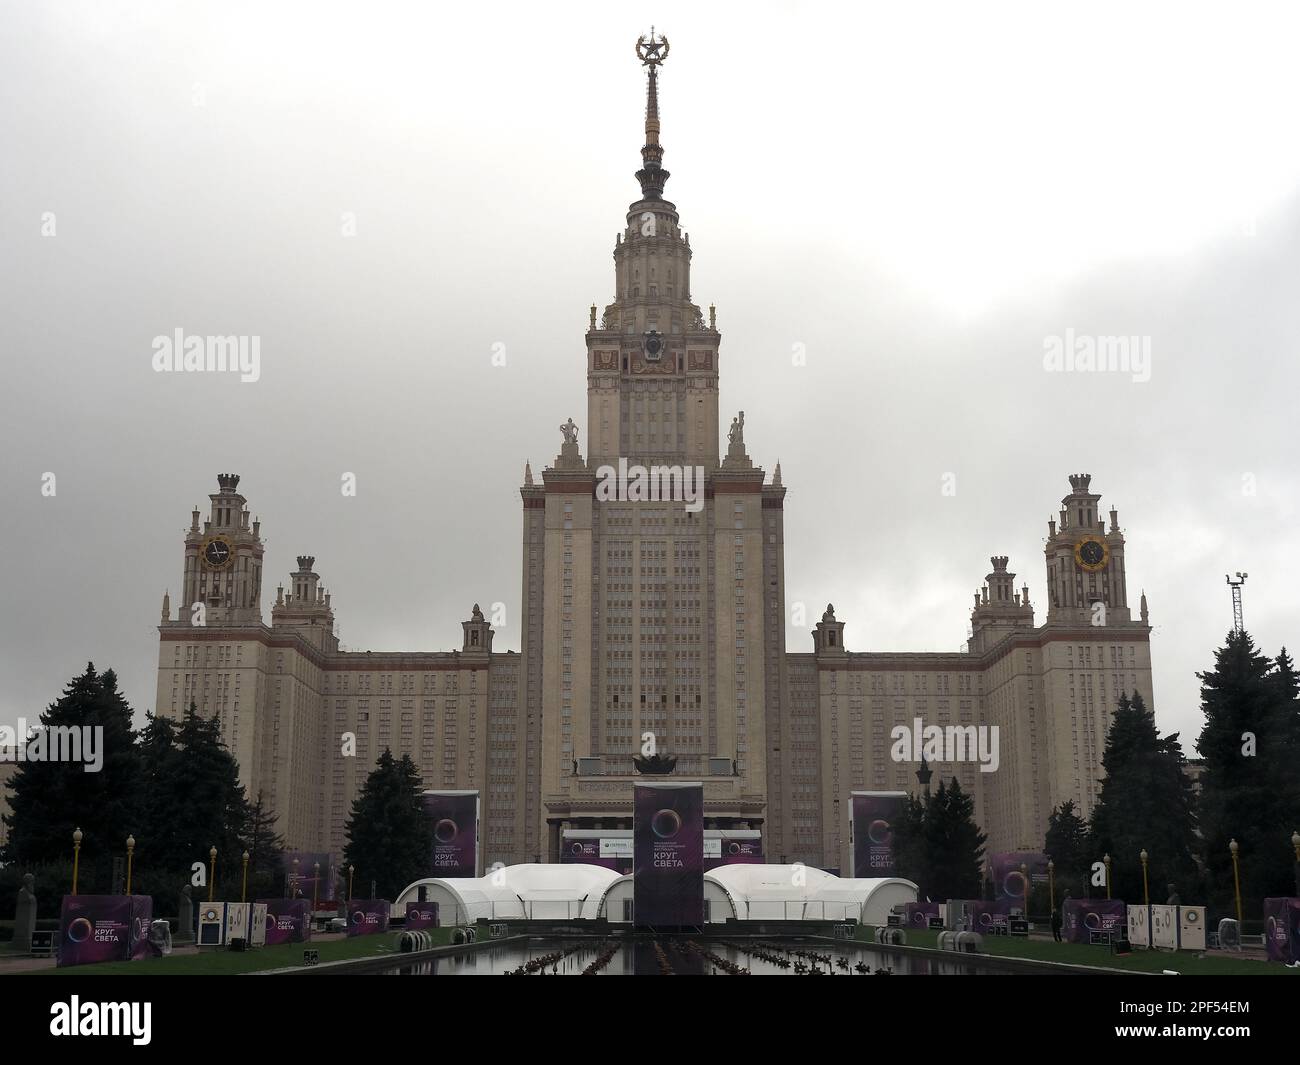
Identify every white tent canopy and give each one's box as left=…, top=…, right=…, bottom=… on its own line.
left=595, top=864, right=917, bottom=924
left=394, top=863, right=916, bottom=926
left=395, top=864, right=621, bottom=923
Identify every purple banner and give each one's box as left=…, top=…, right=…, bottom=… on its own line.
left=705, top=836, right=764, bottom=871
left=1062, top=898, right=1126, bottom=943
left=990, top=851, right=1049, bottom=903
left=423, top=790, right=479, bottom=878
left=346, top=899, right=391, bottom=937
left=634, top=781, right=704, bottom=927
left=57, top=895, right=153, bottom=968
left=561, top=838, right=629, bottom=873
left=1264, top=897, right=1300, bottom=963
left=283, top=852, right=335, bottom=902
left=260, top=899, right=312, bottom=944
left=851, top=791, right=907, bottom=878
left=405, top=901, right=439, bottom=930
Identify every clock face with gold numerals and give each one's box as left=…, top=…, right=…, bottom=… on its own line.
left=202, top=536, right=233, bottom=570
left=1074, top=535, right=1110, bottom=572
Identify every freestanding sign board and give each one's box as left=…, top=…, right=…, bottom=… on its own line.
left=1127, top=903, right=1151, bottom=947
left=405, top=901, right=439, bottom=929
left=422, top=790, right=480, bottom=878
left=261, top=899, right=311, bottom=945
left=1178, top=905, right=1207, bottom=950
left=1150, top=904, right=1178, bottom=949
left=1263, top=898, right=1300, bottom=963
left=850, top=791, right=907, bottom=877
left=634, top=781, right=704, bottom=928
left=346, top=899, right=391, bottom=937
left=1062, top=899, right=1126, bottom=943
left=57, top=895, right=154, bottom=968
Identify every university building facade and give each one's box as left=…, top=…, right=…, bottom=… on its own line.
left=155, top=42, right=1154, bottom=874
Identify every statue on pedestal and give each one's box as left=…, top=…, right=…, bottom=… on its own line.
left=176, top=883, right=195, bottom=943
left=14, top=873, right=36, bottom=953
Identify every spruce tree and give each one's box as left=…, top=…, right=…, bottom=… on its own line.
left=924, top=778, right=986, bottom=900
left=2, top=663, right=142, bottom=889
left=1196, top=632, right=1300, bottom=913
left=342, top=749, right=432, bottom=900
left=893, top=780, right=985, bottom=901
left=1044, top=799, right=1090, bottom=892
left=136, top=702, right=253, bottom=897
left=1090, top=691, right=1199, bottom=902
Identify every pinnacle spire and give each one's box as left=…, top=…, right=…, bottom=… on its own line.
left=634, top=28, right=671, bottom=200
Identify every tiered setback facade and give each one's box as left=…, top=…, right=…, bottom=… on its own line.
left=154, top=54, right=1154, bottom=873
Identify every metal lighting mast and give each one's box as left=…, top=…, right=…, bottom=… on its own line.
left=1225, top=572, right=1248, bottom=634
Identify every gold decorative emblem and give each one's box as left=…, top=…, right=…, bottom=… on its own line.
left=201, top=535, right=235, bottom=570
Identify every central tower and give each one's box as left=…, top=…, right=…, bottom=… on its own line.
left=522, top=32, right=785, bottom=862
left=585, top=32, right=721, bottom=469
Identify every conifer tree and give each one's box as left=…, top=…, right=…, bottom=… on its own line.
left=341, top=749, right=432, bottom=900
left=1196, top=632, right=1300, bottom=912
left=1090, top=691, right=1198, bottom=902
left=2, top=663, right=142, bottom=889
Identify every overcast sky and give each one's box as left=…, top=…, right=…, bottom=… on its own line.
left=2, top=1, right=1298, bottom=752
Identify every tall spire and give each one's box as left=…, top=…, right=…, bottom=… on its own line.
left=634, top=28, right=671, bottom=200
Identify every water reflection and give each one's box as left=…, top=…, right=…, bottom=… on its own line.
left=383, top=937, right=1011, bottom=975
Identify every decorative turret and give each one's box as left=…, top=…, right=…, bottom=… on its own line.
left=271, top=555, right=337, bottom=651
left=462, top=603, right=494, bottom=653
left=969, top=555, right=1035, bottom=652
left=813, top=603, right=847, bottom=654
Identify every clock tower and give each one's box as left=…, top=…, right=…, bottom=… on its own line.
left=1044, top=473, right=1132, bottom=624
left=172, top=473, right=265, bottom=626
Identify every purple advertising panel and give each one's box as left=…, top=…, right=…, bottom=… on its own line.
left=261, top=899, right=312, bottom=944
left=903, top=902, right=942, bottom=929
left=634, top=781, right=704, bottom=927
left=1263, top=898, right=1300, bottom=963
left=57, top=896, right=147, bottom=967
left=1062, top=899, right=1126, bottom=943
left=283, top=852, right=336, bottom=902
left=405, top=901, right=439, bottom=930
left=346, top=899, right=391, bottom=937
left=128, top=895, right=154, bottom=960
left=422, top=790, right=480, bottom=878
left=851, top=791, right=907, bottom=878
left=990, top=851, right=1049, bottom=904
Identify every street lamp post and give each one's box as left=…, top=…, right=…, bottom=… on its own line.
left=208, top=846, right=218, bottom=903
left=126, top=835, right=135, bottom=895
left=313, top=862, right=320, bottom=913
left=348, top=864, right=355, bottom=903
left=72, top=828, right=83, bottom=895
left=1020, top=862, right=1030, bottom=921
left=1048, top=859, right=1056, bottom=914
left=1229, top=839, right=1243, bottom=926
left=241, top=851, right=250, bottom=903
left=1104, top=853, right=1112, bottom=900
left=291, top=857, right=299, bottom=899
left=1140, top=848, right=1149, bottom=906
